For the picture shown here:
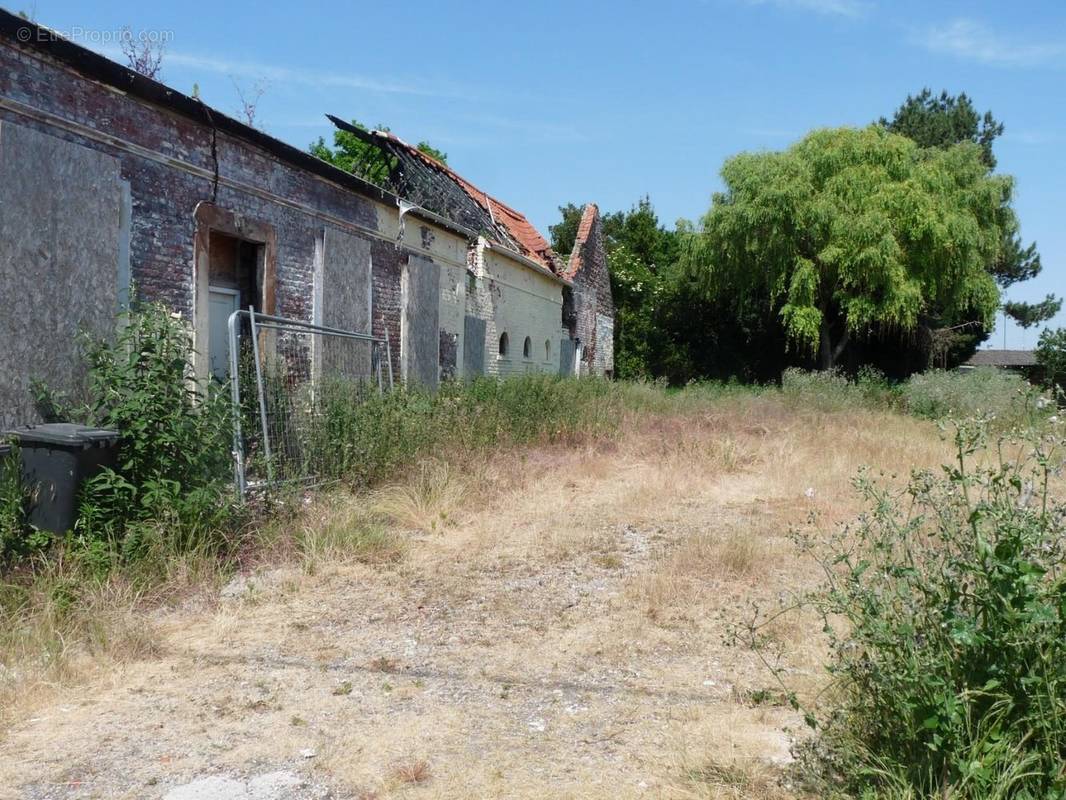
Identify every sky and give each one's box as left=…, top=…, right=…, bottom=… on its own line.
left=17, top=0, right=1066, bottom=348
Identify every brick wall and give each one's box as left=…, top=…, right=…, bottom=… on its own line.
left=0, top=31, right=593, bottom=400
left=568, top=206, right=615, bottom=376
left=0, top=38, right=424, bottom=385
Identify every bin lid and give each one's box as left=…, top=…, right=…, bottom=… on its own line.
left=6, top=423, right=120, bottom=447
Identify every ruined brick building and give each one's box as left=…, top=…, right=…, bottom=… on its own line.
left=0, top=10, right=614, bottom=428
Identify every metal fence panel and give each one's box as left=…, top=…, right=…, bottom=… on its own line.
left=228, top=309, right=390, bottom=498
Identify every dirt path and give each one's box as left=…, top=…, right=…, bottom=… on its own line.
left=0, top=403, right=945, bottom=799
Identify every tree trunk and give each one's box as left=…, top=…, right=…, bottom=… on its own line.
left=819, top=319, right=833, bottom=370
left=818, top=318, right=851, bottom=371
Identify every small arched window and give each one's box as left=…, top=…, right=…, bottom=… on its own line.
left=545, top=339, right=552, bottom=361
left=498, top=332, right=509, bottom=357
left=523, top=336, right=532, bottom=359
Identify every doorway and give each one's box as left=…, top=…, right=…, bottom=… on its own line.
left=193, top=204, right=277, bottom=382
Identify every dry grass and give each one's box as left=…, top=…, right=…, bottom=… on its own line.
left=294, top=494, right=405, bottom=573
left=0, top=393, right=954, bottom=800
left=371, top=459, right=469, bottom=533
left=0, top=562, right=162, bottom=729
left=391, top=758, right=431, bottom=785
left=632, top=527, right=784, bottom=624
left=674, top=758, right=796, bottom=800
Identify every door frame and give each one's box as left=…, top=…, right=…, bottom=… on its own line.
left=192, top=202, right=277, bottom=381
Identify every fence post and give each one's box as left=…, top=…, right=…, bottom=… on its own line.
left=227, top=310, right=247, bottom=498
left=248, top=307, right=275, bottom=486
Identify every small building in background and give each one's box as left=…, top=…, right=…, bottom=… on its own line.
left=961, top=349, right=1042, bottom=383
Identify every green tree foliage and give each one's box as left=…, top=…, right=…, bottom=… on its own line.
left=881, top=88, right=1003, bottom=168
left=1036, top=327, right=1066, bottom=390
left=680, top=126, right=1008, bottom=370
left=551, top=198, right=790, bottom=383
left=883, top=90, right=1058, bottom=332
left=548, top=203, right=583, bottom=257
left=601, top=197, right=680, bottom=272
left=310, top=120, right=447, bottom=187
left=606, top=243, right=662, bottom=379
left=1004, top=297, right=1063, bottom=330
left=599, top=199, right=682, bottom=379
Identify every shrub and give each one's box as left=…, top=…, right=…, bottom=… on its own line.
left=29, top=303, right=236, bottom=561
left=777, top=367, right=1047, bottom=427
left=1036, top=327, right=1066, bottom=392
left=781, top=367, right=855, bottom=412
left=785, top=419, right=1066, bottom=799
left=901, top=367, right=1045, bottom=427
left=780, top=368, right=895, bottom=412
left=0, top=446, right=32, bottom=563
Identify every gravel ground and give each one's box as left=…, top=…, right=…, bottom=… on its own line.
left=2, top=407, right=941, bottom=799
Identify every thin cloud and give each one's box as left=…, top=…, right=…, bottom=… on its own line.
left=915, top=19, right=1065, bottom=68
left=741, top=0, right=871, bottom=18
left=98, top=46, right=472, bottom=98
left=268, top=112, right=586, bottom=149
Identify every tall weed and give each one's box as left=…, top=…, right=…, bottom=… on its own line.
left=901, top=367, right=1046, bottom=428
left=31, top=303, right=236, bottom=562
left=0, top=447, right=30, bottom=563
left=291, top=374, right=623, bottom=488
left=747, top=418, right=1066, bottom=799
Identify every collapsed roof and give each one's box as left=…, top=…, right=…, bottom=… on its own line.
left=327, top=116, right=564, bottom=275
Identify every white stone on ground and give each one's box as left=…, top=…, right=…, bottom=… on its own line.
left=163, top=770, right=304, bottom=800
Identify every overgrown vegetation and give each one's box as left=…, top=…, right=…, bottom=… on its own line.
left=1037, top=327, right=1066, bottom=393
left=724, top=409, right=1066, bottom=797
left=20, top=304, right=238, bottom=571
left=767, top=419, right=1066, bottom=800
left=778, top=365, right=1051, bottom=430
left=4, top=302, right=1061, bottom=792
left=261, top=369, right=624, bottom=490
left=0, top=307, right=633, bottom=720
left=309, top=118, right=447, bottom=185
left=0, top=446, right=27, bottom=562
left=900, top=368, right=1045, bottom=426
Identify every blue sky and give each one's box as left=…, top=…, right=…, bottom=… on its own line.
left=20, top=0, right=1066, bottom=347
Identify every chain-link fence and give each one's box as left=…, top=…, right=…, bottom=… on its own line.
left=228, top=309, right=392, bottom=497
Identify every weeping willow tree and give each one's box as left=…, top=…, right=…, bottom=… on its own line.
left=680, top=126, right=1009, bottom=370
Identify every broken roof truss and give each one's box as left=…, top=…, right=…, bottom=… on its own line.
left=326, top=115, right=526, bottom=254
